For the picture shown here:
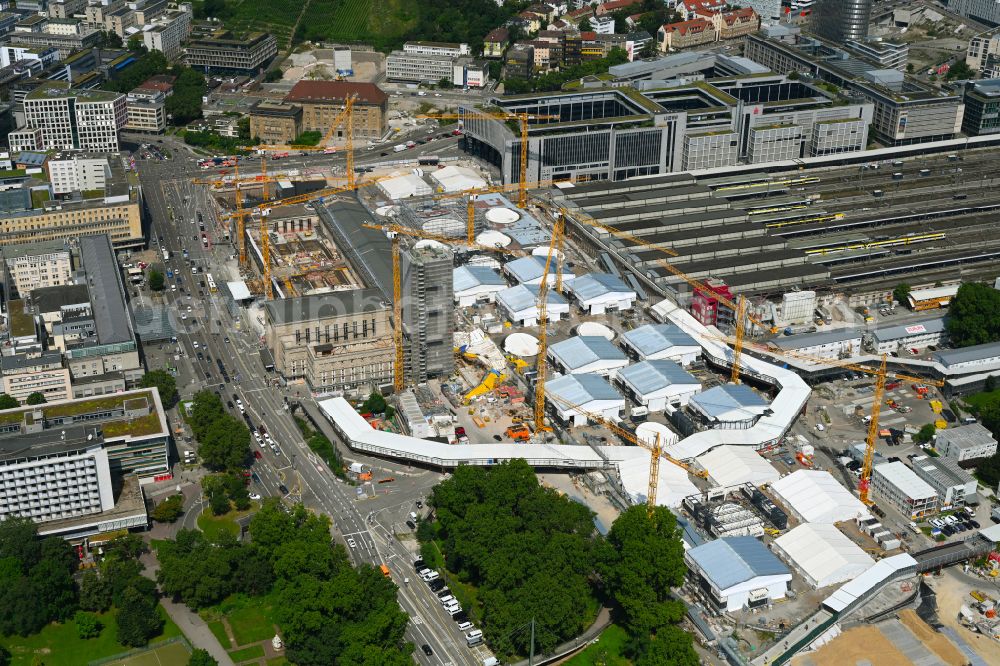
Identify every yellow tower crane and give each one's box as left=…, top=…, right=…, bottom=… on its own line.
left=533, top=213, right=563, bottom=433
left=255, top=94, right=357, bottom=160
left=730, top=295, right=747, bottom=384
left=860, top=355, right=888, bottom=505
left=417, top=111, right=559, bottom=209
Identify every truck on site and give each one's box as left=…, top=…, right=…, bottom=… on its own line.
left=162, top=248, right=170, bottom=261
left=505, top=424, right=531, bottom=441
left=394, top=144, right=407, bottom=152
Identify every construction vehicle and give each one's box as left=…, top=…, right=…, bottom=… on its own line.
left=930, top=399, right=943, bottom=414
left=913, top=384, right=930, bottom=397
left=417, top=111, right=559, bottom=208
left=764, top=528, right=781, bottom=537
left=935, top=419, right=948, bottom=430
left=505, top=424, right=532, bottom=441
left=465, top=369, right=505, bottom=404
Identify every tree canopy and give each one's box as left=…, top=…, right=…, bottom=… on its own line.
left=186, top=390, right=250, bottom=471
left=25, top=392, right=46, bottom=405
left=149, top=270, right=165, bottom=291
left=0, top=393, right=19, bottom=409
left=946, top=282, right=1000, bottom=347
left=141, top=369, right=178, bottom=406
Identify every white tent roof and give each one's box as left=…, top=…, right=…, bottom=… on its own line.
left=379, top=173, right=432, bottom=200
left=226, top=280, right=252, bottom=300
left=697, top=445, right=780, bottom=488
left=773, top=523, right=874, bottom=589
left=770, top=470, right=871, bottom=524
left=430, top=165, right=487, bottom=193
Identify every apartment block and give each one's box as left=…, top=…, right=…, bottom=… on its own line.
left=124, top=94, right=165, bottom=133
left=248, top=100, right=302, bottom=145
left=141, top=8, right=192, bottom=60
left=47, top=0, right=87, bottom=19
left=1, top=238, right=72, bottom=297
left=47, top=154, right=112, bottom=195
left=185, top=30, right=277, bottom=73
left=8, top=21, right=100, bottom=59
left=967, top=32, right=1000, bottom=75
left=962, top=79, right=1000, bottom=137
left=284, top=80, right=387, bottom=141
left=402, top=242, right=455, bottom=384
left=263, top=289, right=395, bottom=395
left=20, top=81, right=126, bottom=151
left=871, top=461, right=938, bottom=520
left=0, top=351, right=71, bottom=403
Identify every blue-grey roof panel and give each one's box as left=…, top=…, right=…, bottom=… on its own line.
left=933, top=341, right=1000, bottom=367
left=454, top=265, right=506, bottom=292
left=621, top=324, right=698, bottom=356
left=549, top=335, right=627, bottom=370
left=688, top=536, right=789, bottom=591
left=546, top=373, right=623, bottom=404
left=617, top=360, right=699, bottom=395
left=872, top=317, right=945, bottom=343
left=496, top=284, right=567, bottom=313
left=505, top=255, right=567, bottom=283
left=689, top=384, right=768, bottom=419
left=568, top=272, right=634, bottom=300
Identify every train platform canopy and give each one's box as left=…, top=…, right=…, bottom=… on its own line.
left=770, top=470, right=871, bottom=524
left=226, top=280, right=252, bottom=301
left=823, top=553, right=918, bottom=614
left=696, top=445, right=780, bottom=489
left=773, top=523, right=875, bottom=589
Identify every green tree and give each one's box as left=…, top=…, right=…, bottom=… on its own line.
left=97, top=30, right=123, bottom=48
left=893, top=283, right=911, bottom=306
left=127, top=34, right=147, bottom=53
left=986, top=375, right=997, bottom=392
left=79, top=570, right=113, bottom=612
left=149, top=270, right=165, bottom=291
left=602, top=506, right=687, bottom=638
left=209, top=491, right=230, bottom=516
left=141, top=369, right=178, bottom=406
left=151, top=494, right=185, bottom=523
left=116, top=585, right=162, bottom=647
left=264, top=68, right=283, bottom=83
left=947, top=60, right=975, bottom=80
left=946, top=282, right=1000, bottom=347
left=579, top=17, right=592, bottom=31
left=188, top=391, right=250, bottom=471
left=0, top=644, right=10, bottom=666
left=75, top=611, right=103, bottom=639
left=25, top=392, right=46, bottom=405
left=187, top=649, right=218, bottom=666
left=292, top=131, right=322, bottom=146
left=361, top=391, right=387, bottom=414
left=914, top=423, right=937, bottom=444
left=0, top=393, right=19, bottom=409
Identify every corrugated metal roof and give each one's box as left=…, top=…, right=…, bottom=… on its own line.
left=454, top=265, right=506, bottom=292
left=689, top=384, right=768, bottom=421
left=621, top=323, right=698, bottom=356
left=567, top=272, right=634, bottom=301
left=505, top=255, right=570, bottom=283
left=688, top=536, right=789, bottom=591
left=549, top=336, right=627, bottom=370
left=617, top=359, right=699, bottom=396
left=934, top=423, right=996, bottom=451
left=771, top=328, right=862, bottom=350
left=933, top=341, right=1000, bottom=367
left=546, top=373, right=623, bottom=405
left=873, top=461, right=937, bottom=500
left=496, top=284, right=567, bottom=313
left=872, top=316, right=945, bottom=342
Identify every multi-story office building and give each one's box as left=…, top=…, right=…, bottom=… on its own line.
left=810, top=0, right=871, bottom=43
left=934, top=423, right=998, bottom=461
left=47, top=0, right=87, bottom=19
left=7, top=21, right=100, bottom=59
left=124, top=89, right=166, bottom=133
left=284, top=80, right=387, bottom=141
left=1, top=239, right=72, bottom=297
left=387, top=51, right=454, bottom=83
left=263, top=288, right=395, bottom=395
left=402, top=242, right=454, bottom=383
left=462, top=74, right=872, bottom=184
left=17, top=81, right=125, bottom=151
left=744, top=33, right=964, bottom=146
left=141, top=8, right=192, bottom=60
left=185, top=30, right=277, bottom=73
left=47, top=154, right=111, bottom=195
left=0, top=351, right=71, bottom=403
left=951, top=0, right=1000, bottom=27
left=871, top=461, right=938, bottom=520
left=248, top=100, right=302, bottom=145
left=0, top=45, right=60, bottom=69
left=844, top=39, right=908, bottom=71
left=967, top=31, right=1000, bottom=74
left=0, top=387, right=169, bottom=538
left=961, top=79, right=1000, bottom=136
left=910, top=456, right=978, bottom=508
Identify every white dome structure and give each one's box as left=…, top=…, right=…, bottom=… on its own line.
left=577, top=322, right=615, bottom=340
left=467, top=255, right=502, bottom=270
left=476, top=230, right=512, bottom=248
left=423, top=217, right=464, bottom=237
left=486, top=207, right=520, bottom=225
left=635, top=422, right=677, bottom=448
left=504, top=332, right=540, bottom=357
left=415, top=239, right=448, bottom=251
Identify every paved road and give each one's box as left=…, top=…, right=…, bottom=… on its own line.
left=135, top=146, right=485, bottom=666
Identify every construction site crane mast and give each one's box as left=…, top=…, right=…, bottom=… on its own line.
left=860, top=355, right=888, bottom=505
left=533, top=213, right=563, bottom=433
left=731, top=295, right=747, bottom=384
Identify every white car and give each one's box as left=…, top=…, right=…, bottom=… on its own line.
left=347, top=538, right=357, bottom=548
left=248, top=492, right=261, bottom=500
left=815, top=423, right=825, bottom=431
left=929, top=518, right=943, bottom=528
left=192, top=341, right=199, bottom=349
left=944, top=515, right=959, bottom=525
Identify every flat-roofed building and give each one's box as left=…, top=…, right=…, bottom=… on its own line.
left=872, top=317, right=946, bottom=354
left=911, top=455, right=977, bottom=508
left=124, top=92, right=165, bottom=133
left=871, top=461, right=938, bottom=519
left=770, top=328, right=862, bottom=360
left=21, top=81, right=125, bottom=151
left=934, top=423, right=998, bottom=462
left=141, top=7, right=191, bottom=60
left=2, top=238, right=71, bottom=297
left=284, top=80, right=388, bottom=141
left=263, top=288, right=395, bottom=395
left=47, top=154, right=111, bottom=195
left=0, top=350, right=71, bottom=403
left=686, top=536, right=791, bottom=611
left=185, top=30, right=277, bottom=73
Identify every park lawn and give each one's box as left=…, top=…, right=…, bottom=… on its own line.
left=266, top=658, right=288, bottom=666
left=201, top=593, right=281, bottom=647
left=206, top=620, right=230, bottom=648
left=4, top=605, right=180, bottom=666
left=196, top=503, right=257, bottom=541
left=564, top=624, right=630, bottom=666
left=229, top=644, right=265, bottom=662
left=962, top=389, right=1000, bottom=413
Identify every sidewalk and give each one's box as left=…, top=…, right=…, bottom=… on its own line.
left=510, top=606, right=613, bottom=666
